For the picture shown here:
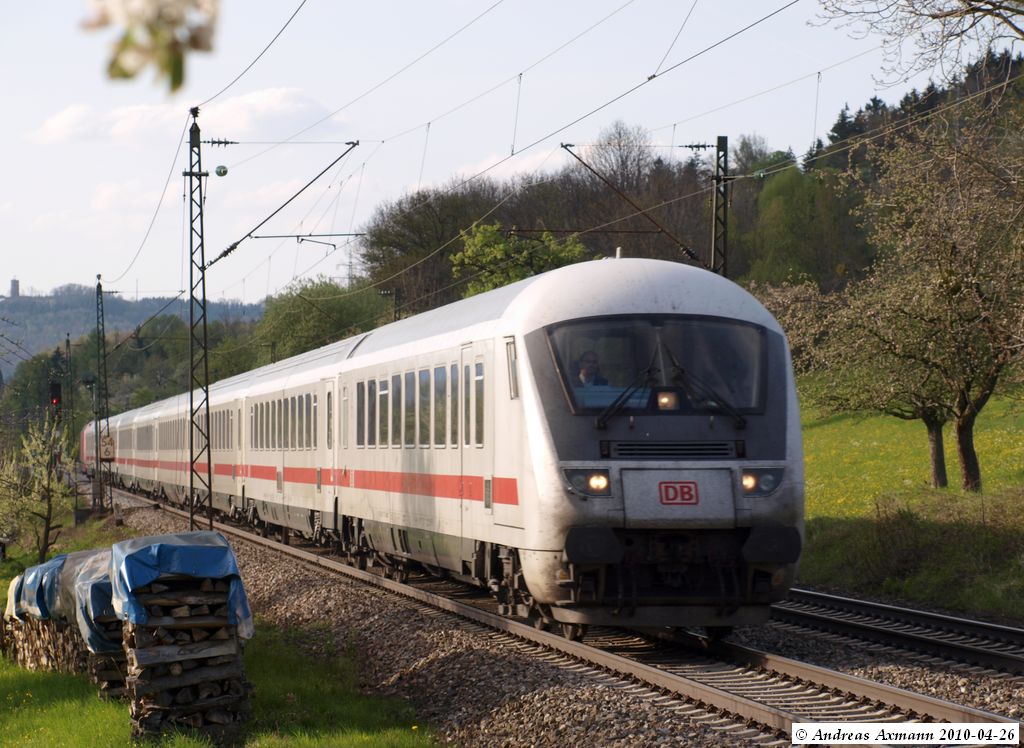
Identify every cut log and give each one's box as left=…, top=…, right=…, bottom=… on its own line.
left=128, top=639, right=239, bottom=669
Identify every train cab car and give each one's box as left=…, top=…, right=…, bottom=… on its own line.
left=81, top=258, right=803, bottom=636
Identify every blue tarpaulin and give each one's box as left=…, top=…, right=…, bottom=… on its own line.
left=54, top=549, right=106, bottom=623
left=18, top=555, right=68, bottom=620
left=72, top=550, right=120, bottom=654
left=109, top=531, right=253, bottom=640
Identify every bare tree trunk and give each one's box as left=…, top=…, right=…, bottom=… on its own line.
left=955, top=412, right=982, bottom=492
left=924, top=415, right=948, bottom=488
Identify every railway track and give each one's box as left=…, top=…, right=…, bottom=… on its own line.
left=774, top=588, right=1024, bottom=674
left=108, top=490, right=1014, bottom=741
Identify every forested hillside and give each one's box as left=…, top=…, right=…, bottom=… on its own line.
left=0, top=284, right=261, bottom=381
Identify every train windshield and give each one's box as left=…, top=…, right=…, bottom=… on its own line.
left=548, top=315, right=766, bottom=415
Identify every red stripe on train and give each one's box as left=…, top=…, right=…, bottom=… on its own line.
left=111, top=461, right=519, bottom=505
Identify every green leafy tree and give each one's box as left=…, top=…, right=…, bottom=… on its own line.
left=0, top=414, right=75, bottom=563
left=843, top=97, right=1024, bottom=491
left=360, top=180, right=503, bottom=315
left=256, top=277, right=387, bottom=360
left=450, top=224, right=590, bottom=297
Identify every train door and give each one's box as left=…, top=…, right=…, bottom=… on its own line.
left=321, top=377, right=336, bottom=532
left=459, top=342, right=494, bottom=535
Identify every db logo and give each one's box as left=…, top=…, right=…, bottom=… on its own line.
left=659, top=481, right=699, bottom=505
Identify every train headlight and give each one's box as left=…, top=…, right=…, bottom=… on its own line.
left=564, top=469, right=612, bottom=497
left=655, top=389, right=680, bottom=411
left=740, top=468, right=784, bottom=497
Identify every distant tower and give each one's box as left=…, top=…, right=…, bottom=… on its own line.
left=9, top=278, right=19, bottom=298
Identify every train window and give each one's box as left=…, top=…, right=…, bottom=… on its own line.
left=356, top=383, right=365, bottom=447
left=378, top=380, right=389, bottom=446
left=463, top=364, right=471, bottom=447
left=305, top=393, right=313, bottom=449
left=269, top=402, right=276, bottom=450
left=281, top=398, right=288, bottom=449
left=263, top=403, right=270, bottom=450
left=291, top=396, right=298, bottom=449
left=433, top=366, right=446, bottom=447
left=506, top=338, right=519, bottom=399
left=342, top=386, right=349, bottom=450
left=256, top=404, right=263, bottom=450
left=418, top=370, right=430, bottom=447
left=327, top=391, right=333, bottom=450
left=312, top=394, right=318, bottom=449
left=450, top=363, right=458, bottom=447
left=391, top=375, right=401, bottom=446
left=279, top=400, right=285, bottom=450
left=249, top=406, right=254, bottom=449
left=547, top=315, right=766, bottom=414
left=475, top=362, right=485, bottom=447
left=404, top=372, right=415, bottom=446
left=366, top=382, right=376, bottom=447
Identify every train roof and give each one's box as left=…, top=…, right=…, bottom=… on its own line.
left=92, top=258, right=779, bottom=425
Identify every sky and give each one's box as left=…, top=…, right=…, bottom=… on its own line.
left=1, top=0, right=940, bottom=306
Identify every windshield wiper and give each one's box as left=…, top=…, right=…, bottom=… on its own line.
left=672, top=366, right=747, bottom=429
left=595, top=360, right=659, bottom=431
left=659, top=341, right=747, bottom=429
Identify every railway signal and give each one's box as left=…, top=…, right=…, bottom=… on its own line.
left=48, top=380, right=62, bottom=414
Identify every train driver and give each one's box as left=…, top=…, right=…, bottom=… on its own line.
left=575, top=350, right=609, bottom=387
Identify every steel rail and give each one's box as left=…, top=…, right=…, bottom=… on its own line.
left=776, top=589, right=1024, bottom=674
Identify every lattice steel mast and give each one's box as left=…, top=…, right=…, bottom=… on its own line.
left=95, top=275, right=112, bottom=509
left=710, top=135, right=729, bottom=278
left=185, top=107, right=213, bottom=530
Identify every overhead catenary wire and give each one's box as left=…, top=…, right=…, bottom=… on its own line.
left=197, top=0, right=310, bottom=107
left=105, top=291, right=186, bottom=359
left=653, top=0, right=700, bottom=76
left=107, top=116, right=190, bottom=285
left=206, top=142, right=360, bottom=271
left=212, top=0, right=720, bottom=305
left=230, top=1, right=508, bottom=170
left=221, top=0, right=804, bottom=310
left=650, top=45, right=880, bottom=133
left=108, top=2, right=310, bottom=288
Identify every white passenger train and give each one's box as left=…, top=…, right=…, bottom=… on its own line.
left=83, top=258, right=804, bottom=638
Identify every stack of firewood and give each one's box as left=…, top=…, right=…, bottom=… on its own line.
left=122, top=575, right=252, bottom=742
left=5, top=616, right=89, bottom=675
left=87, top=613, right=127, bottom=699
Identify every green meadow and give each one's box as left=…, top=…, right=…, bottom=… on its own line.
left=798, top=393, right=1024, bottom=621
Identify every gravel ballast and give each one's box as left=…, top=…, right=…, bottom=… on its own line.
left=120, top=506, right=1020, bottom=745
left=121, top=507, right=755, bottom=746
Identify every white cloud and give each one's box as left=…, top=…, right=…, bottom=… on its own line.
left=32, top=104, right=97, bottom=144
left=90, top=179, right=158, bottom=213
left=456, top=145, right=566, bottom=184
left=202, top=88, right=339, bottom=139
left=30, top=88, right=339, bottom=146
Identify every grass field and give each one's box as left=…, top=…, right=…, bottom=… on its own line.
left=799, top=393, right=1024, bottom=621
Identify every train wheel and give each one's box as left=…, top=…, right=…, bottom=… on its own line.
left=559, top=623, right=588, bottom=642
